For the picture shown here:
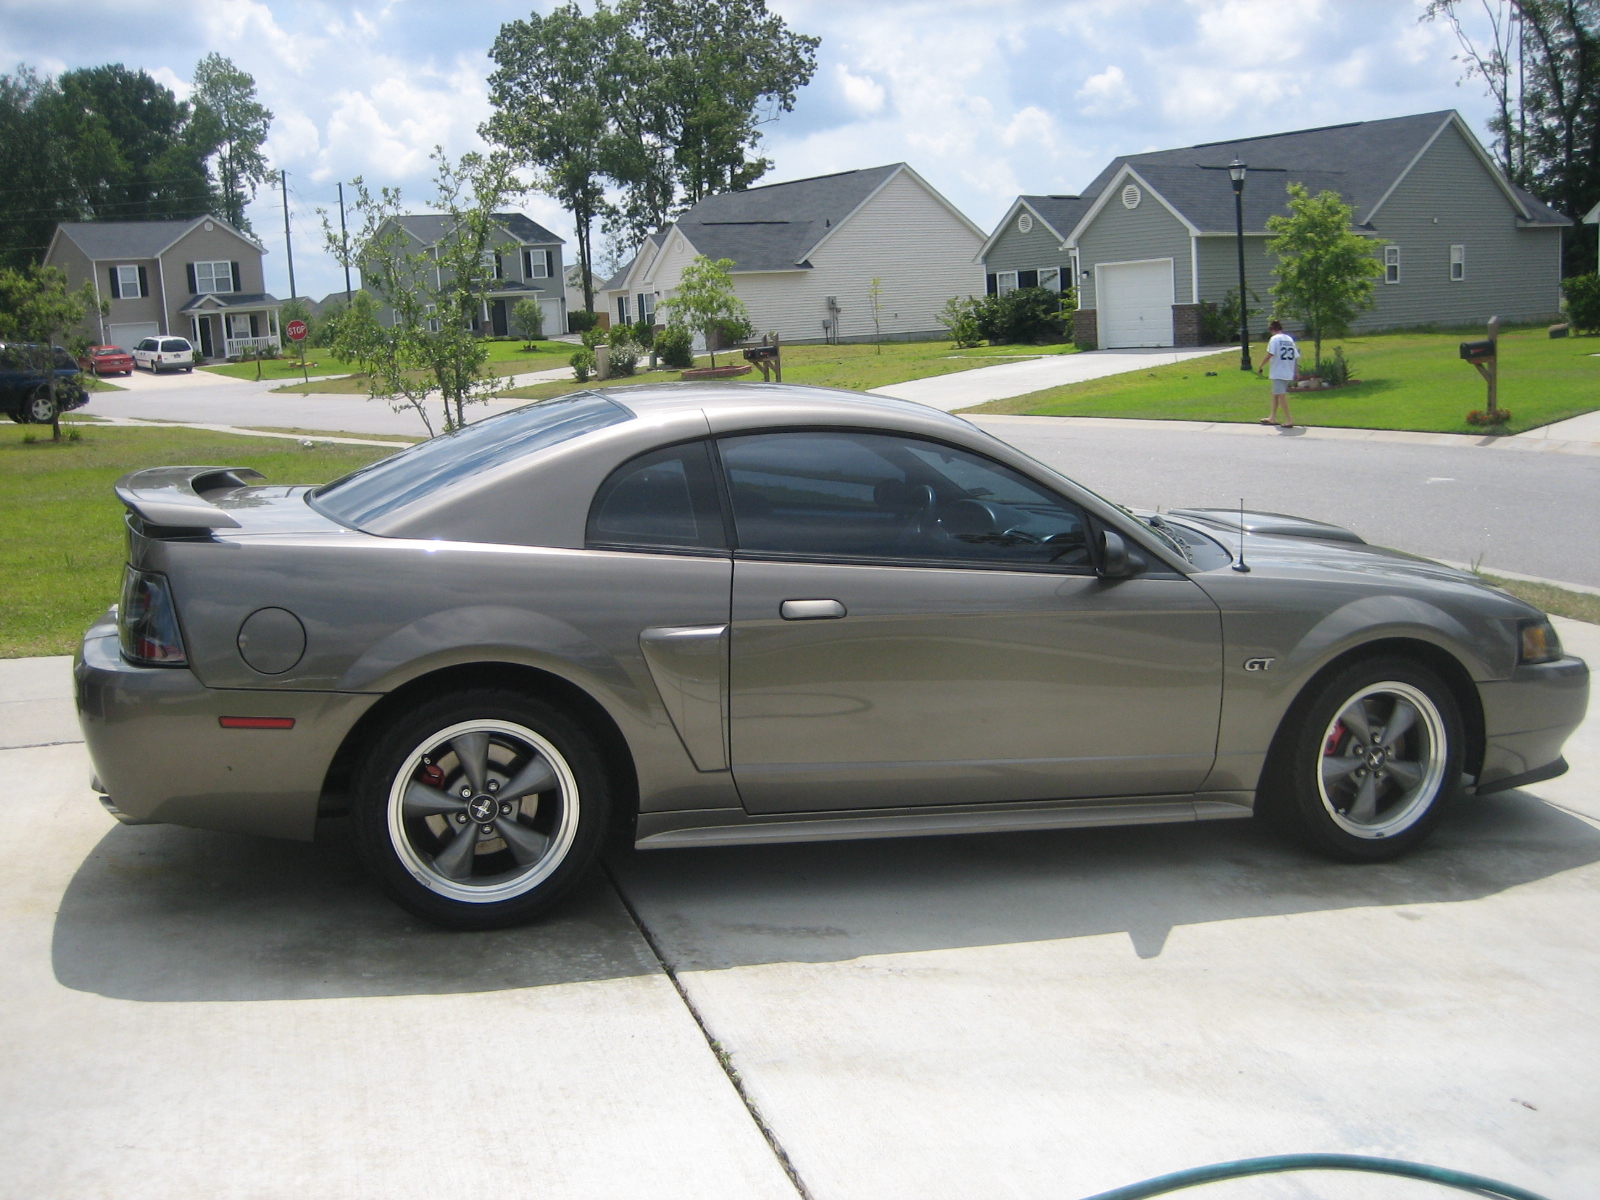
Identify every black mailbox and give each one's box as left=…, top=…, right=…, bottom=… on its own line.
left=743, top=344, right=779, bottom=363
left=1460, top=339, right=1496, bottom=364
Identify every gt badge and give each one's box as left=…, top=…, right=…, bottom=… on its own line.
left=1243, top=657, right=1276, bottom=672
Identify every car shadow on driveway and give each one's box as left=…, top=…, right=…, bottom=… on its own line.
left=52, top=791, right=1598, bottom=1001
left=609, top=791, right=1600, bottom=969
left=51, top=819, right=659, bottom=1002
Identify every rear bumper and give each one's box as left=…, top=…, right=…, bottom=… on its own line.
left=75, top=621, right=380, bottom=841
left=1474, top=655, right=1589, bottom=794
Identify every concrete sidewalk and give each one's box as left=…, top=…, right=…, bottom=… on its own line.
left=869, top=346, right=1223, bottom=411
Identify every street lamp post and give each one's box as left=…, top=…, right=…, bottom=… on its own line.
left=1229, top=158, right=1250, bottom=371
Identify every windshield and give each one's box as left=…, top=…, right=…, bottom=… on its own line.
left=310, top=392, right=633, bottom=528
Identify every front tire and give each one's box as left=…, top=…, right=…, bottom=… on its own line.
left=23, top=387, right=57, bottom=425
left=1264, top=656, right=1463, bottom=861
left=350, top=689, right=611, bottom=929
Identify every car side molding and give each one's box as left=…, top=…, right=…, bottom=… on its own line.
left=635, top=792, right=1254, bottom=849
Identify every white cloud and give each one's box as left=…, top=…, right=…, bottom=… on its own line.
left=837, top=65, right=886, bottom=115
left=1077, top=65, right=1138, bottom=116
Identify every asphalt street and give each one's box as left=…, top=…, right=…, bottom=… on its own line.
left=978, top=415, right=1600, bottom=588
left=2, top=617, right=1597, bottom=1198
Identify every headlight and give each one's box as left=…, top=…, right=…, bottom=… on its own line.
left=118, top=566, right=188, bottom=666
left=1518, top=618, right=1562, bottom=665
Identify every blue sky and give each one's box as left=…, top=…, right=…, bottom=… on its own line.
left=0, top=0, right=1506, bottom=300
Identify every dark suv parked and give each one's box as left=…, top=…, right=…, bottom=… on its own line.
left=0, top=343, right=89, bottom=424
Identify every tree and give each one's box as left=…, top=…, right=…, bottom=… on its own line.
left=326, top=288, right=438, bottom=437
left=1425, top=1, right=1600, bottom=275
left=190, top=54, right=274, bottom=231
left=512, top=297, right=544, bottom=346
left=0, top=263, right=104, bottom=439
left=0, top=68, right=70, bottom=271
left=937, top=296, right=982, bottom=349
left=867, top=277, right=884, bottom=353
left=659, top=255, right=747, bottom=367
left=622, top=0, right=819, bottom=210
left=484, top=3, right=623, bottom=313
left=1265, top=183, right=1383, bottom=366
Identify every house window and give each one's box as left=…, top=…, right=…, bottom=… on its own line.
left=1384, top=245, right=1401, bottom=284
left=482, top=251, right=500, bottom=279
left=1018, top=269, right=1039, bottom=289
left=1450, top=244, right=1466, bottom=282
left=1017, top=212, right=1033, bottom=234
left=228, top=313, right=254, bottom=339
left=524, top=249, right=550, bottom=279
left=996, top=271, right=1019, bottom=297
left=425, top=304, right=441, bottom=333
left=194, top=261, right=234, bottom=294
left=1038, top=267, right=1062, bottom=293
left=115, top=264, right=143, bottom=298
left=617, top=295, right=631, bottom=324
left=639, top=291, right=656, bottom=323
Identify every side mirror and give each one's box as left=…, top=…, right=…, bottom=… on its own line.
left=1094, top=534, right=1145, bottom=579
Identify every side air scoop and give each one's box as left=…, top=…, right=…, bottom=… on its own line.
left=113, top=466, right=267, bottom=529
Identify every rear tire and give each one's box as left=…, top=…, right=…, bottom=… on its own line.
left=350, top=688, right=611, bottom=929
left=1262, top=656, right=1463, bottom=861
left=23, top=387, right=57, bottom=425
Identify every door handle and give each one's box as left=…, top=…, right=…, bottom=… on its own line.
left=780, top=599, right=847, bottom=620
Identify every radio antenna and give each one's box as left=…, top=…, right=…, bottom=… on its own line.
left=1231, top=497, right=1251, bottom=573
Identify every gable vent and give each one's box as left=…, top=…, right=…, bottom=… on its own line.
left=1017, top=212, right=1033, bottom=233
left=1121, top=184, right=1142, bottom=210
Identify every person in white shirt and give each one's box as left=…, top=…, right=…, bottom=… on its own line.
left=1255, top=319, right=1299, bottom=428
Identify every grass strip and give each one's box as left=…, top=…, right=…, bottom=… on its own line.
left=1481, top=574, right=1600, bottom=626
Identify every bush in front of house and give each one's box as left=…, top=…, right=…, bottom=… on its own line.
left=1312, top=346, right=1352, bottom=387
left=938, top=296, right=983, bottom=348
left=1563, top=274, right=1600, bottom=333
left=568, top=309, right=601, bottom=335
left=631, top=317, right=656, bottom=349
left=570, top=346, right=595, bottom=381
left=1198, top=286, right=1263, bottom=345
left=711, top=314, right=755, bottom=349
left=974, top=287, right=1068, bottom=345
left=606, top=325, right=640, bottom=376
left=655, top=325, right=694, bottom=369
left=512, top=298, right=544, bottom=346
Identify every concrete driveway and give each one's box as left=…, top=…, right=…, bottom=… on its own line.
left=2, top=616, right=1596, bottom=1199
left=870, top=346, right=1224, bottom=410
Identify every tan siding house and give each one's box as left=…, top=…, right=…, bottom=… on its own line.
left=603, top=164, right=987, bottom=346
left=44, top=216, right=281, bottom=361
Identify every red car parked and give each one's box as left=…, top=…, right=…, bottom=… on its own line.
left=79, top=345, right=135, bottom=376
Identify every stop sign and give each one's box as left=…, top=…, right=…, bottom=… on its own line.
left=286, top=319, right=308, bottom=342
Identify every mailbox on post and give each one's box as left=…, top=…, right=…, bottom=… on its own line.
left=1461, top=315, right=1504, bottom=425
left=1459, top=339, right=1495, bottom=364
left=742, top=333, right=783, bottom=382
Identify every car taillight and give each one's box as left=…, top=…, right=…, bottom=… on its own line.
left=119, top=566, right=188, bottom=666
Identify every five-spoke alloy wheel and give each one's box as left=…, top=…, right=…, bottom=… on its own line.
left=1267, top=656, right=1463, bottom=860
left=353, top=689, right=610, bottom=928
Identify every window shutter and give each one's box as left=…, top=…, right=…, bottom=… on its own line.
left=137, top=266, right=148, bottom=298
left=986, top=274, right=998, bottom=297
left=249, top=314, right=260, bottom=338
left=523, top=249, right=532, bottom=277
left=231, top=262, right=241, bottom=292
left=186, top=263, right=197, bottom=293
left=109, top=267, right=121, bottom=300
left=545, top=250, right=554, bottom=277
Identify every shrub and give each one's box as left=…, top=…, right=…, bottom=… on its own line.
left=512, top=298, right=544, bottom=345
left=567, top=309, right=600, bottom=335
left=975, top=287, right=1067, bottom=345
left=1313, top=346, right=1352, bottom=387
left=1199, top=286, right=1263, bottom=344
left=1562, top=274, right=1600, bottom=333
left=580, top=325, right=607, bottom=350
left=570, top=346, right=595, bottom=382
left=631, top=317, right=656, bottom=350
left=655, top=325, right=694, bottom=369
left=937, top=296, right=983, bottom=348
left=1466, top=408, right=1512, bottom=426
left=606, top=326, right=639, bottom=376
left=711, top=314, right=754, bottom=349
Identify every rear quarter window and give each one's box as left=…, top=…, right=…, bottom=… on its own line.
left=160, top=339, right=191, bottom=352
left=311, top=392, right=634, bottom=528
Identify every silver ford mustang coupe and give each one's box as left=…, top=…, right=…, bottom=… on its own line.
left=77, top=384, right=1588, bottom=929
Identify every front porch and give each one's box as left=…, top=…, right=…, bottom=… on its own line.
left=178, top=292, right=284, bottom=362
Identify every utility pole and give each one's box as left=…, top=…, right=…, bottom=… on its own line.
left=280, top=169, right=297, bottom=303
left=338, top=181, right=353, bottom=301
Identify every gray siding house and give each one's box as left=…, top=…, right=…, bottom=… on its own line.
left=44, top=216, right=281, bottom=360
left=364, top=212, right=566, bottom=338
left=980, top=111, right=1570, bottom=349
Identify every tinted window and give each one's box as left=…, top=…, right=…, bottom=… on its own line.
left=160, top=339, right=191, bottom=352
left=719, top=430, right=1093, bottom=569
left=136, top=339, right=156, bottom=351
left=586, top=441, right=726, bottom=552
left=312, top=393, right=633, bottom=527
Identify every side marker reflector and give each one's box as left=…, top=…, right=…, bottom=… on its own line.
left=219, top=716, right=295, bottom=729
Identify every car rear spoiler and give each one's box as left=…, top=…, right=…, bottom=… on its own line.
left=1169, top=508, right=1366, bottom=545
left=113, top=465, right=266, bottom=530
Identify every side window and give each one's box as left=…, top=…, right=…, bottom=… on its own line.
left=718, top=430, right=1094, bottom=570
left=586, top=440, right=727, bottom=553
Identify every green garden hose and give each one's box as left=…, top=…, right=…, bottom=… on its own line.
left=1080, top=1153, right=1552, bottom=1200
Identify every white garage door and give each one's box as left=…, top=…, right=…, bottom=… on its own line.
left=1097, top=259, right=1174, bottom=348
left=107, top=322, right=160, bottom=348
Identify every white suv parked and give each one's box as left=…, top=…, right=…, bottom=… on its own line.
left=132, top=337, right=195, bottom=374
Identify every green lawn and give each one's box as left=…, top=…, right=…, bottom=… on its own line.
left=967, top=328, right=1600, bottom=434
left=206, top=338, right=575, bottom=385
left=0, top=423, right=396, bottom=658
left=265, top=340, right=580, bottom=394
left=495, top=339, right=1078, bottom=401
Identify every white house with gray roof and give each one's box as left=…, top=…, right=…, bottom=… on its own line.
left=363, top=212, right=566, bottom=339
left=979, top=110, right=1570, bottom=350
left=602, top=163, right=987, bottom=345
left=45, top=215, right=281, bottom=360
